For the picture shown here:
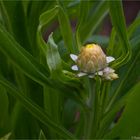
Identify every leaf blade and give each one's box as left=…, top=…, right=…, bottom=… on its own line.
left=0, top=74, right=77, bottom=139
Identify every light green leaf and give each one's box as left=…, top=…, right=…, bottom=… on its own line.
left=128, top=17, right=140, bottom=38
left=57, top=1, right=76, bottom=53
left=39, top=130, right=47, bottom=140
left=105, top=82, right=140, bottom=139
left=109, top=0, right=132, bottom=69
left=0, top=132, right=11, bottom=140
left=47, top=33, right=62, bottom=74
left=107, top=28, right=116, bottom=55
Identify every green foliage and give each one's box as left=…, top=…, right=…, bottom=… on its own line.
left=0, top=0, right=140, bottom=139
left=105, top=82, right=140, bottom=139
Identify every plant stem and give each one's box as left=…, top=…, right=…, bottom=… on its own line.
left=86, top=78, right=101, bottom=139
left=96, top=82, right=111, bottom=138
left=101, top=82, right=111, bottom=114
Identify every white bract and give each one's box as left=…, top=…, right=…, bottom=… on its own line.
left=70, top=44, right=118, bottom=80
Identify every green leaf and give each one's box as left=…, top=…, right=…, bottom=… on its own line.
left=0, top=85, right=10, bottom=137
left=78, top=1, right=109, bottom=44
left=106, top=35, right=140, bottom=113
left=105, top=82, right=140, bottom=139
left=46, top=34, right=86, bottom=106
left=128, top=17, right=140, bottom=38
left=0, top=1, right=13, bottom=33
left=39, top=130, right=47, bottom=140
left=11, top=103, right=40, bottom=139
left=0, top=85, right=8, bottom=124
left=107, top=28, right=116, bottom=55
left=109, top=0, right=132, bottom=69
left=104, top=0, right=133, bottom=113
left=37, top=6, right=59, bottom=54
left=47, top=33, right=62, bottom=74
left=75, top=0, right=94, bottom=49
left=62, top=99, right=78, bottom=128
left=25, top=1, right=48, bottom=52
left=0, top=74, right=76, bottom=139
left=0, top=132, right=11, bottom=140
left=43, top=86, right=62, bottom=138
left=0, top=25, right=50, bottom=86
left=47, top=37, right=83, bottom=95
left=57, top=1, right=76, bottom=53
left=87, top=35, right=109, bottom=47
left=1, top=1, right=31, bottom=52
left=37, top=8, right=84, bottom=95
left=98, top=92, right=128, bottom=138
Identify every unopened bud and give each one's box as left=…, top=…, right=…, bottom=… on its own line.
left=76, top=44, right=107, bottom=73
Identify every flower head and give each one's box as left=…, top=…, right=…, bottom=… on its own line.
left=70, top=43, right=118, bottom=80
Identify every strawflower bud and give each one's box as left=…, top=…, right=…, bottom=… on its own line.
left=70, top=43, right=118, bottom=80
left=76, top=44, right=107, bottom=73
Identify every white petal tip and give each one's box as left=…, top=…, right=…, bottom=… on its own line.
left=88, top=75, right=95, bottom=78
left=77, top=72, right=87, bottom=77
left=71, top=65, right=78, bottom=71
left=103, top=67, right=115, bottom=73
left=97, top=71, right=103, bottom=76
left=70, top=54, right=78, bottom=62
left=106, top=56, right=115, bottom=63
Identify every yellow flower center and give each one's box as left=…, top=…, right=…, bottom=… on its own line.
left=86, top=44, right=95, bottom=48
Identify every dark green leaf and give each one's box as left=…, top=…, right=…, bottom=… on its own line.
left=79, top=1, right=109, bottom=44
left=0, top=74, right=76, bottom=139
left=105, top=82, right=140, bottom=139
left=0, top=25, right=50, bottom=86
left=37, top=6, right=59, bottom=53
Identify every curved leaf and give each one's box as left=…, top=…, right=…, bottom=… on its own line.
left=0, top=74, right=76, bottom=139
left=47, top=33, right=62, bottom=73
left=105, top=82, right=140, bottom=139
left=0, top=25, right=50, bottom=86
left=79, top=1, right=109, bottom=44
left=57, top=1, right=76, bottom=53
left=109, top=0, right=132, bottom=69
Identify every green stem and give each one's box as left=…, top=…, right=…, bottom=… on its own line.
left=85, top=79, right=95, bottom=138
left=96, top=82, right=111, bottom=138
left=101, top=82, right=111, bottom=113
left=86, top=78, right=101, bottom=139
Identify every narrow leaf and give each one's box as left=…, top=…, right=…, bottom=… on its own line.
left=0, top=25, right=50, bottom=86
left=79, top=1, right=109, bottom=44
left=105, top=82, right=140, bottom=139
left=37, top=6, right=59, bottom=53
left=57, top=1, right=75, bottom=53
left=109, top=0, right=132, bottom=69
left=0, top=74, right=76, bottom=139
left=47, top=33, right=62, bottom=73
